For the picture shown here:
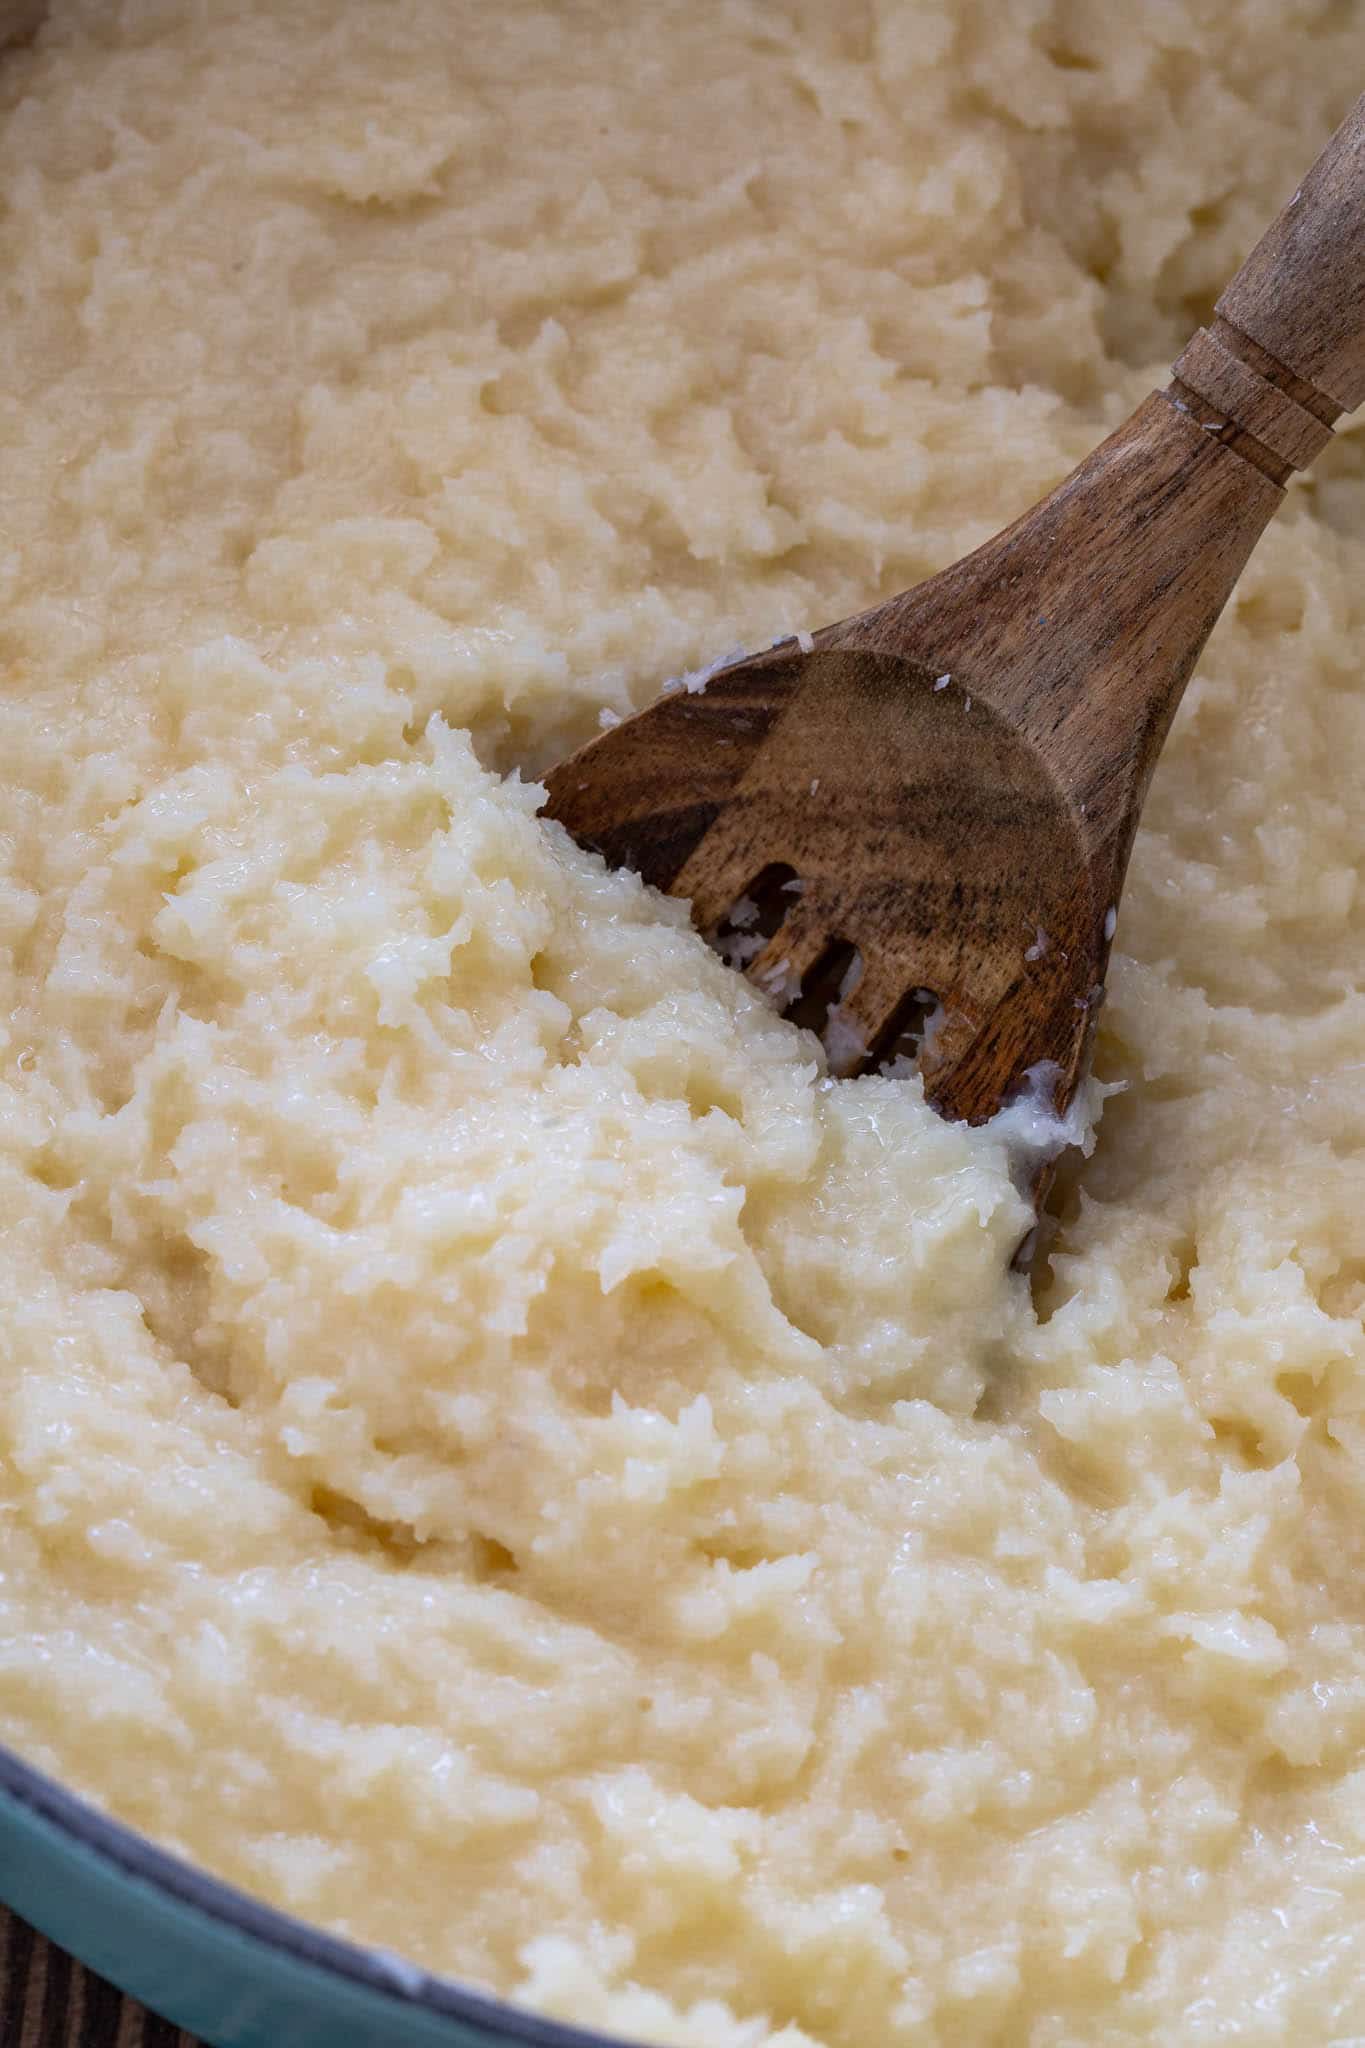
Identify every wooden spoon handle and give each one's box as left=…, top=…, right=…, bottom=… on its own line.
left=1171, top=94, right=1365, bottom=476
left=0, top=0, right=46, bottom=50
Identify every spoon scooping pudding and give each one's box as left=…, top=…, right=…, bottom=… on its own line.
left=546, top=94, right=1365, bottom=1142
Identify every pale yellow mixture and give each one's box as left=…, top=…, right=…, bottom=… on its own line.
left=4, top=4, right=1365, bottom=2043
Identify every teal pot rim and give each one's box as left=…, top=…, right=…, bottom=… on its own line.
left=0, top=1737, right=625, bottom=2048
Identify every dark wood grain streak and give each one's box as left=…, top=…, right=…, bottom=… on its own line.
left=0, top=0, right=46, bottom=51
left=544, top=96, right=1365, bottom=1153
left=0, top=1908, right=202, bottom=2048
left=42, top=1941, right=75, bottom=2047
left=2, top=1909, right=36, bottom=2046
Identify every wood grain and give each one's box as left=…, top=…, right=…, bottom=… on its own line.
left=544, top=99, right=1365, bottom=1145
left=0, top=1908, right=201, bottom=2048
left=1217, top=92, right=1365, bottom=412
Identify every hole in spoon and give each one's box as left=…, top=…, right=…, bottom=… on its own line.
left=709, top=863, right=799, bottom=969
left=786, top=939, right=861, bottom=1051
left=871, top=987, right=947, bottom=1076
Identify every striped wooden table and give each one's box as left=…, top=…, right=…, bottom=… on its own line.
left=0, top=1908, right=201, bottom=2048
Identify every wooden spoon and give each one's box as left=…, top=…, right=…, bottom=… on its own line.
left=0, top=0, right=45, bottom=52
left=545, top=97, right=1365, bottom=1144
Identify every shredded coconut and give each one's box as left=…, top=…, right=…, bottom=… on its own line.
left=835, top=953, right=863, bottom=1002
left=661, top=644, right=747, bottom=698
left=753, top=956, right=805, bottom=1008
left=916, top=995, right=950, bottom=1066
left=715, top=930, right=765, bottom=968
left=822, top=1005, right=868, bottom=1072
left=2, top=11, right=1361, bottom=2047
left=989, top=1061, right=1097, bottom=1191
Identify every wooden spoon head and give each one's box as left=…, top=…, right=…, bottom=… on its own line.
left=543, top=635, right=1110, bottom=1127
left=544, top=391, right=1292, bottom=1143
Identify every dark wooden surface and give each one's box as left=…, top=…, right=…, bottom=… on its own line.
left=0, top=1908, right=201, bottom=2048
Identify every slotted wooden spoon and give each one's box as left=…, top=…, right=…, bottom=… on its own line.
left=546, top=96, right=1365, bottom=1139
